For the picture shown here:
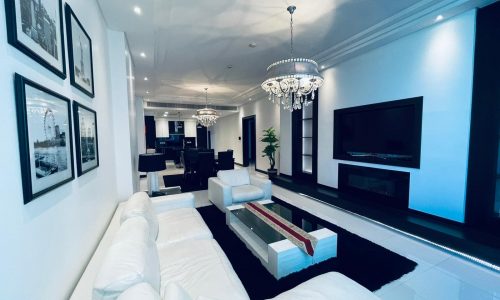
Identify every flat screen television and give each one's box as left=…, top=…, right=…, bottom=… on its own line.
left=333, top=97, right=423, bottom=168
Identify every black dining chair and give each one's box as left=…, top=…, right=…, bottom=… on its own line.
left=217, top=151, right=234, bottom=171
left=197, top=152, right=216, bottom=187
left=183, top=149, right=199, bottom=181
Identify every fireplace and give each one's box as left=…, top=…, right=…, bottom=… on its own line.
left=338, top=164, right=410, bottom=210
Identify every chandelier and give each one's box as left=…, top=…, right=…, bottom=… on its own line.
left=194, top=88, right=219, bottom=127
left=261, top=5, right=324, bottom=111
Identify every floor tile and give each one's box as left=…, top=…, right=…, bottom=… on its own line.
left=435, top=256, right=500, bottom=297
left=403, top=267, right=496, bottom=300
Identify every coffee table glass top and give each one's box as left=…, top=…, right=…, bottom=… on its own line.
left=230, top=201, right=323, bottom=244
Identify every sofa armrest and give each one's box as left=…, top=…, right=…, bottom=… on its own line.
left=269, top=272, right=379, bottom=300
left=151, top=193, right=195, bottom=214
left=208, top=177, right=233, bottom=212
left=250, top=175, right=272, bottom=199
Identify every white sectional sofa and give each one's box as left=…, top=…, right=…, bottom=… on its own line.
left=70, top=192, right=379, bottom=300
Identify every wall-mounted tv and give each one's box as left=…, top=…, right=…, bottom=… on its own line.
left=333, top=97, right=423, bottom=168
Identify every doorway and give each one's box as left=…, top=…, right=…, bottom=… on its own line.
left=242, top=115, right=256, bottom=168
left=196, top=124, right=208, bottom=149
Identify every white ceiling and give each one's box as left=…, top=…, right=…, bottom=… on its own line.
left=97, top=0, right=427, bottom=106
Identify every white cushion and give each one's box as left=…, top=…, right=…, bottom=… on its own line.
left=114, top=217, right=151, bottom=245
left=217, top=168, right=250, bottom=187
left=231, top=185, right=265, bottom=203
left=156, top=208, right=213, bottom=248
left=163, top=282, right=192, bottom=300
left=121, top=192, right=159, bottom=240
left=93, top=239, right=160, bottom=300
left=268, top=272, right=379, bottom=300
left=158, top=239, right=249, bottom=300
left=117, top=283, right=161, bottom=300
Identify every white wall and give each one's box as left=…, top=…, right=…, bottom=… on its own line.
left=135, top=97, right=146, bottom=155
left=211, top=98, right=280, bottom=171
left=0, top=0, right=134, bottom=299
left=281, top=11, right=476, bottom=222
left=279, top=108, right=292, bottom=176
left=108, top=31, right=135, bottom=200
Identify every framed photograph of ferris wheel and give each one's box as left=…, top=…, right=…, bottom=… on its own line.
left=14, top=73, right=74, bottom=204
left=72, top=101, right=99, bottom=176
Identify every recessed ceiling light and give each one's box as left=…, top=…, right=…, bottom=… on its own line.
left=144, top=77, right=148, bottom=81
left=321, top=65, right=325, bottom=69
left=146, top=91, right=149, bottom=94
left=133, top=6, right=142, bottom=15
left=435, top=15, right=443, bottom=22
left=140, top=52, right=146, bottom=58
left=249, top=42, right=257, bottom=48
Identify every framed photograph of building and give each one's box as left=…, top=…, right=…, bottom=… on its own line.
left=65, top=3, right=94, bottom=98
left=14, top=73, right=74, bottom=204
left=73, top=101, right=99, bottom=176
left=4, top=0, right=66, bottom=78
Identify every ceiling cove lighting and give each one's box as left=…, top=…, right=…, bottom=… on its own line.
left=133, top=6, right=142, bottom=15
left=194, top=88, right=219, bottom=127
left=262, top=5, right=324, bottom=112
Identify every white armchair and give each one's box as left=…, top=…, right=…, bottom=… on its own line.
left=208, top=168, right=272, bottom=212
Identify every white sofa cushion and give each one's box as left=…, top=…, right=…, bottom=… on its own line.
left=93, top=239, right=160, bottom=300
left=217, top=168, right=250, bottom=187
left=158, top=239, right=249, bottom=300
left=231, top=185, right=265, bottom=203
left=268, top=272, right=379, bottom=300
left=114, top=217, right=151, bottom=245
left=156, top=208, right=213, bottom=248
left=121, top=192, right=159, bottom=240
left=116, top=283, right=161, bottom=300
left=163, top=282, right=192, bottom=300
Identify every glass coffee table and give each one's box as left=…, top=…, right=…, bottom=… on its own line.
left=226, top=199, right=337, bottom=279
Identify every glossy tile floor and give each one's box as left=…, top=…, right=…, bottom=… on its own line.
left=142, top=165, right=500, bottom=299
left=270, top=183, right=500, bottom=300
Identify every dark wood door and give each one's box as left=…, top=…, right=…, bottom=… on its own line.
left=242, top=115, right=256, bottom=167
left=196, top=125, right=208, bottom=149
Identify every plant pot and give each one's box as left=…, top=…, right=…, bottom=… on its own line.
left=267, top=168, right=278, bottom=179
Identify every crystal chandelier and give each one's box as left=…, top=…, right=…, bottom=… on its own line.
left=194, top=88, right=219, bottom=127
left=261, top=5, right=324, bottom=111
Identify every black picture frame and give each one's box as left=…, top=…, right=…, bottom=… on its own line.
left=73, top=101, right=99, bottom=176
left=14, top=73, right=75, bottom=204
left=4, top=0, right=66, bottom=79
left=65, top=3, right=95, bottom=98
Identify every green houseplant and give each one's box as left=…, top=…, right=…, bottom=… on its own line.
left=261, top=127, right=279, bottom=177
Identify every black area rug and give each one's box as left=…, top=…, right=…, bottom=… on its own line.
left=197, top=197, right=417, bottom=300
left=163, top=174, right=205, bottom=192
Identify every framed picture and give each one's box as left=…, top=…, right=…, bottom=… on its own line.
left=4, top=0, right=66, bottom=78
left=14, top=73, right=74, bottom=204
left=73, top=101, right=99, bottom=176
left=65, top=3, right=94, bottom=98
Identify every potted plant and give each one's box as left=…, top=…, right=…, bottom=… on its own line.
left=261, top=127, right=279, bottom=178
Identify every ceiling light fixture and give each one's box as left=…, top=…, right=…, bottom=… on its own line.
left=194, top=88, right=219, bottom=127
left=262, top=5, right=324, bottom=111
left=140, top=52, right=146, bottom=58
left=435, top=15, right=444, bottom=21
left=133, top=6, right=142, bottom=15
left=144, top=77, right=148, bottom=81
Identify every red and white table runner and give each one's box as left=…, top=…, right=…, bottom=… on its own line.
left=244, top=202, right=318, bottom=256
